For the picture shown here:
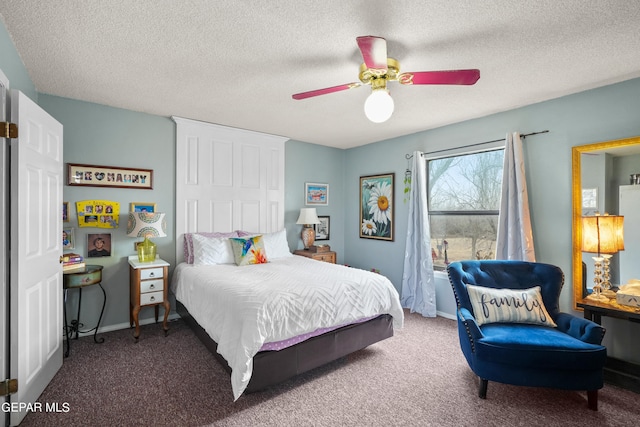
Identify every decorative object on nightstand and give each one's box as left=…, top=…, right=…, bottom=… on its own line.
left=128, top=256, right=170, bottom=342
left=294, top=247, right=336, bottom=264
left=127, top=212, right=167, bottom=262
left=582, top=213, right=624, bottom=300
left=296, top=207, right=320, bottom=249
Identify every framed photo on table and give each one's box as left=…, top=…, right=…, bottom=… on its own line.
left=130, top=202, right=156, bottom=213
left=314, top=216, right=330, bottom=240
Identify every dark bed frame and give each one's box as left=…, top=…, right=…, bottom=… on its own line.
left=176, top=300, right=394, bottom=393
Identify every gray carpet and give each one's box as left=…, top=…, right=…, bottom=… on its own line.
left=21, top=310, right=640, bottom=426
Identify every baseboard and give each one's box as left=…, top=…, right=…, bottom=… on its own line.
left=436, top=311, right=456, bottom=320
left=604, top=357, right=640, bottom=394
left=65, top=312, right=181, bottom=339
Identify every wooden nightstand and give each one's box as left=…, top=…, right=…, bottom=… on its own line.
left=294, top=249, right=336, bottom=264
left=128, top=256, right=170, bottom=342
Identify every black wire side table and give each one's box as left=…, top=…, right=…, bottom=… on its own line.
left=63, top=264, right=106, bottom=357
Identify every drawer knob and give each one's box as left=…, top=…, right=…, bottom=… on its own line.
left=150, top=284, right=155, bottom=289
left=149, top=272, right=155, bottom=277
left=150, top=296, right=155, bottom=301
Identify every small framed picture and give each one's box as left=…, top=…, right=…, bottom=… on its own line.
left=62, top=202, right=70, bottom=222
left=87, top=233, right=112, bottom=258
left=315, top=216, right=330, bottom=240
left=305, top=182, right=329, bottom=206
left=63, top=228, right=75, bottom=250
left=130, top=202, right=156, bottom=213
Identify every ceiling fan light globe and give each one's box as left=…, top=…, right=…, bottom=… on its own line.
left=364, top=89, right=394, bottom=123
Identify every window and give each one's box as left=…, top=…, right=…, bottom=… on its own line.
left=427, top=148, right=504, bottom=270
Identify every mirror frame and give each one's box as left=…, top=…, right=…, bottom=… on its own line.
left=572, top=135, right=640, bottom=309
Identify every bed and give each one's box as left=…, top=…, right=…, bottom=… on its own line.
left=170, top=230, right=404, bottom=400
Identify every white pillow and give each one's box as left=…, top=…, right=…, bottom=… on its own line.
left=261, top=229, right=292, bottom=259
left=183, top=231, right=237, bottom=264
left=191, top=234, right=235, bottom=265
left=466, top=285, right=557, bottom=327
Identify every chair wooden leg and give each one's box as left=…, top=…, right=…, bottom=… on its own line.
left=478, top=378, right=488, bottom=399
left=587, top=390, right=598, bottom=411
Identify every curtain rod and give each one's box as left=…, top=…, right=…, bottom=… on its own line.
left=405, top=130, right=549, bottom=159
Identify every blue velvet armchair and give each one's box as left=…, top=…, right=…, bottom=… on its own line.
left=447, top=260, right=607, bottom=410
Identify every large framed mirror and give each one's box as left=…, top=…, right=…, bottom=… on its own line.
left=572, top=135, right=640, bottom=308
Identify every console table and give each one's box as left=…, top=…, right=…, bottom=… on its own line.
left=63, top=264, right=106, bottom=357
left=577, top=296, right=640, bottom=393
left=577, top=296, right=640, bottom=323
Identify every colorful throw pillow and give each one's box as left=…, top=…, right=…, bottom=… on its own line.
left=235, top=229, right=292, bottom=259
left=466, top=285, right=557, bottom=327
left=229, top=236, right=268, bottom=266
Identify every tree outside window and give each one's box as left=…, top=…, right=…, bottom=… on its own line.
left=427, top=149, right=504, bottom=270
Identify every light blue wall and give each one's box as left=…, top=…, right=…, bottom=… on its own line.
left=343, top=78, right=640, bottom=362
left=37, top=94, right=176, bottom=330
left=285, top=140, right=345, bottom=262
left=0, top=19, right=36, bottom=99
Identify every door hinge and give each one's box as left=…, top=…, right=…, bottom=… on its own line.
left=0, top=378, right=18, bottom=396
left=1, top=121, right=18, bottom=138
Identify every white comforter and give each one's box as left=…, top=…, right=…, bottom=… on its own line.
left=170, top=256, right=404, bottom=400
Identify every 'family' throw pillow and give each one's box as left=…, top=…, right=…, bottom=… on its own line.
left=466, top=285, right=557, bottom=327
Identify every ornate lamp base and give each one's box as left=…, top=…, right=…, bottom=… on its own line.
left=301, top=226, right=316, bottom=250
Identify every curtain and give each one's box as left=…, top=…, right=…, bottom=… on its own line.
left=401, top=151, right=436, bottom=317
left=496, top=132, right=536, bottom=261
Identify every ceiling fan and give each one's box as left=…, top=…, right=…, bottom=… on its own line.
left=292, top=35, right=480, bottom=123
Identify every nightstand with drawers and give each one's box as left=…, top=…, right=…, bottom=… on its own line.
left=128, top=256, right=170, bottom=342
left=293, top=248, right=337, bottom=264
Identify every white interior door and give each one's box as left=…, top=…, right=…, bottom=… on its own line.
left=9, top=90, right=63, bottom=426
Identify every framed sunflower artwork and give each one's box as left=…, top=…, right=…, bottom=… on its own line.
left=359, top=173, right=394, bottom=241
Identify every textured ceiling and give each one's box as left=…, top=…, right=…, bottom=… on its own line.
left=1, top=1, right=640, bottom=149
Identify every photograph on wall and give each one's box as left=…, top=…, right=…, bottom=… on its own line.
left=87, top=233, right=112, bottom=257
left=76, top=200, right=120, bottom=228
left=63, top=228, right=75, bottom=250
left=315, top=216, right=330, bottom=240
left=67, top=163, right=153, bottom=189
left=63, top=202, right=70, bottom=222
left=305, top=182, right=329, bottom=206
left=360, top=173, right=394, bottom=241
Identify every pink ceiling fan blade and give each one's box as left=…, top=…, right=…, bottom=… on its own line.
left=292, top=82, right=361, bottom=100
left=356, top=36, right=388, bottom=71
left=400, top=69, right=480, bottom=85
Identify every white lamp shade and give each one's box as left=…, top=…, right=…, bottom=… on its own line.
left=127, top=212, right=167, bottom=238
left=296, top=208, right=320, bottom=225
left=364, top=89, right=394, bottom=123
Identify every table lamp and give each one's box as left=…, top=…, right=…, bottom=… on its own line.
left=582, top=213, right=624, bottom=298
left=127, top=212, right=167, bottom=262
left=296, top=208, right=320, bottom=250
